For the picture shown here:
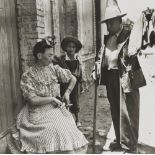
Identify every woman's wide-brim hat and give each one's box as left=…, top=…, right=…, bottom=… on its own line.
left=61, top=37, right=82, bottom=53
left=99, top=5, right=127, bottom=24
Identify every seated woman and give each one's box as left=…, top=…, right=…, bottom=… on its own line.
left=9, top=37, right=88, bottom=154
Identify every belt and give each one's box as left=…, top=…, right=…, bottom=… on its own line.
left=107, top=69, right=119, bottom=72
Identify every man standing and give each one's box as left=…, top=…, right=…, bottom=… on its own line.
left=92, top=6, right=146, bottom=153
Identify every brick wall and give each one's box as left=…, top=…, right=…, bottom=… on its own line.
left=17, top=0, right=55, bottom=72
left=17, top=0, right=37, bottom=71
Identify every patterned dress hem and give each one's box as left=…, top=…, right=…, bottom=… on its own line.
left=20, top=140, right=88, bottom=154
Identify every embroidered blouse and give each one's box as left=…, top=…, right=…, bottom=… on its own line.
left=21, top=63, right=72, bottom=100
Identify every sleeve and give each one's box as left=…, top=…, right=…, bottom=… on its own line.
left=76, top=54, right=87, bottom=82
left=92, top=45, right=104, bottom=72
left=80, top=64, right=87, bottom=82
left=54, top=65, right=73, bottom=83
left=20, top=71, right=37, bottom=100
left=97, top=44, right=105, bottom=62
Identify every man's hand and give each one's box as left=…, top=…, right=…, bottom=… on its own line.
left=91, top=72, right=96, bottom=80
left=91, top=62, right=101, bottom=80
left=80, top=81, right=88, bottom=93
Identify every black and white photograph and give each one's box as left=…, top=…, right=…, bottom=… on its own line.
left=0, top=0, right=155, bottom=154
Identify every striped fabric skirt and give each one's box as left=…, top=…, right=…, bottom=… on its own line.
left=11, top=104, right=88, bottom=154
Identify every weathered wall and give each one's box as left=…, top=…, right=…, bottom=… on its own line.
left=56, top=0, right=78, bottom=55
left=63, top=0, right=78, bottom=38
left=17, top=0, right=96, bottom=82
left=17, top=0, right=57, bottom=71
left=43, top=0, right=52, bottom=36
left=17, top=0, right=39, bottom=71
left=0, top=0, right=22, bottom=152
left=77, top=0, right=96, bottom=83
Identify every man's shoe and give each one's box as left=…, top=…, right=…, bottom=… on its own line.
left=109, top=142, right=122, bottom=151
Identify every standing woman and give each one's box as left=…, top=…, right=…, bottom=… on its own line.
left=54, top=37, right=87, bottom=127
left=9, top=38, right=88, bottom=154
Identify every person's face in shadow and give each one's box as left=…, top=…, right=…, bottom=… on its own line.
left=106, top=17, right=122, bottom=35
left=37, top=48, right=54, bottom=66
left=66, top=42, right=76, bottom=57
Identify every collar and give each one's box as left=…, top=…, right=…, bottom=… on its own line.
left=65, top=53, right=79, bottom=60
left=34, top=62, right=52, bottom=70
left=104, top=26, right=130, bottom=45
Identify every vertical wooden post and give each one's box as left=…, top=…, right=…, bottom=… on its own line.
left=93, top=63, right=98, bottom=153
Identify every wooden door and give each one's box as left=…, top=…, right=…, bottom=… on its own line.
left=0, top=0, right=22, bottom=133
left=77, top=0, right=96, bottom=57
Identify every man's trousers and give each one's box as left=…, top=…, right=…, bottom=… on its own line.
left=105, top=69, right=140, bottom=151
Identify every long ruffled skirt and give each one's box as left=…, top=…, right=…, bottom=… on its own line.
left=10, top=104, right=88, bottom=154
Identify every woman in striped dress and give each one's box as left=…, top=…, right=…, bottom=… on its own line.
left=10, top=38, right=88, bottom=154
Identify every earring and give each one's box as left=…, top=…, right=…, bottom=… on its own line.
left=38, top=53, right=42, bottom=60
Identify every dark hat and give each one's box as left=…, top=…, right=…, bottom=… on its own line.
left=61, top=37, right=82, bottom=53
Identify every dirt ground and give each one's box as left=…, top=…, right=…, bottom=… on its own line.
left=78, top=84, right=112, bottom=154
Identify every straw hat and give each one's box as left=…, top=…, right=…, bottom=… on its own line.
left=100, top=5, right=127, bottom=23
